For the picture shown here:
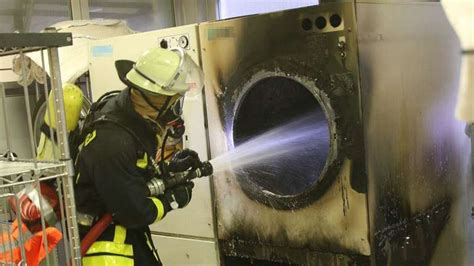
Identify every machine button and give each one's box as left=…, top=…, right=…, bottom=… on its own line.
left=315, top=16, right=327, bottom=30
left=330, top=14, right=342, bottom=28
left=178, top=35, right=189, bottom=49
left=160, top=39, right=168, bottom=49
left=302, top=18, right=312, bottom=31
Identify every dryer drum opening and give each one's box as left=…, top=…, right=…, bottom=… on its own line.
left=232, top=76, right=332, bottom=207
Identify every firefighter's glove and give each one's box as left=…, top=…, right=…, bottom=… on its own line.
left=168, top=149, right=202, bottom=173
left=164, top=182, right=194, bottom=210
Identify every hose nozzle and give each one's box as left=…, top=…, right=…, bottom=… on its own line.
left=147, top=161, right=213, bottom=196
left=195, top=161, right=213, bottom=178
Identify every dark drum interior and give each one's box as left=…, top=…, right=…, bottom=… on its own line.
left=233, top=77, right=330, bottom=196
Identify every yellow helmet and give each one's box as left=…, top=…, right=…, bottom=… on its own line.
left=44, top=83, right=83, bottom=132
left=116, top=47, right=204, bottom=96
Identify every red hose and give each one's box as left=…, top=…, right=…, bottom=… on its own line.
left=80, top=213, right=113, bottom=256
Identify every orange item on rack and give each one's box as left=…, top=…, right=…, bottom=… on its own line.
left=0, top=220, right=62, bottom=266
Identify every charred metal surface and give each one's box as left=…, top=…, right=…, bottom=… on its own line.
left=223, top=256, right=298, bottom=266
left=200, top=2, right=371, bottom=262
left=201, top=2, right=472, bottom=265
left=223, top=68, right=361, bottom=210
left=217, top=10, right=365, bottom=210
left=374, top=200, right=451, bottom=265
left=356, top=2, right=472, bottom=265
left=221, top=239, right=370, bottom=266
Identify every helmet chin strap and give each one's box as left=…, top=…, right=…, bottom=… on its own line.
left=135, top=88, right=172, bottom=121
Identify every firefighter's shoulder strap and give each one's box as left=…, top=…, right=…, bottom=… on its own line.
left=69, top=90, right=120, bottom=161
left=71, top=90, right=148, bottom=162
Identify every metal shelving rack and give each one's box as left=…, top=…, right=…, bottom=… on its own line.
left=0, top=30, right=81, bottom=265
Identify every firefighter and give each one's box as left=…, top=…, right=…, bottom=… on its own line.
left=74, top=47, right=204, bottom=266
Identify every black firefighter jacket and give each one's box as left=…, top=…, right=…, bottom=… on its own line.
left=74, top=88, right=168, bottom=266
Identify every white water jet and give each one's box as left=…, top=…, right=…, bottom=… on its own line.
left=209, top=111, right=330, bottom=183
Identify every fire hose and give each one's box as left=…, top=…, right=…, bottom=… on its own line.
left=80, top=161, right=213, bottom=256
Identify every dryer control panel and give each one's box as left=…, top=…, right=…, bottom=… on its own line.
left=159, top=34, right=191, bottom=50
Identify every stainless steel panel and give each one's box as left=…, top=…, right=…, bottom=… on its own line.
left=356, top=2, right=472, bottom=265
left=200, top=3, right=370, bottom=263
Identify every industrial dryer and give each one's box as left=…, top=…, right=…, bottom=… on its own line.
left=199, top=1, right=472, bottom=265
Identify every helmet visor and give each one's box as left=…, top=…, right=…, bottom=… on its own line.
left=168, top=52, right=204, bottom=96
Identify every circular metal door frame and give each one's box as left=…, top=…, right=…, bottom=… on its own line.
left=223, top=69, right=341, bottom=209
